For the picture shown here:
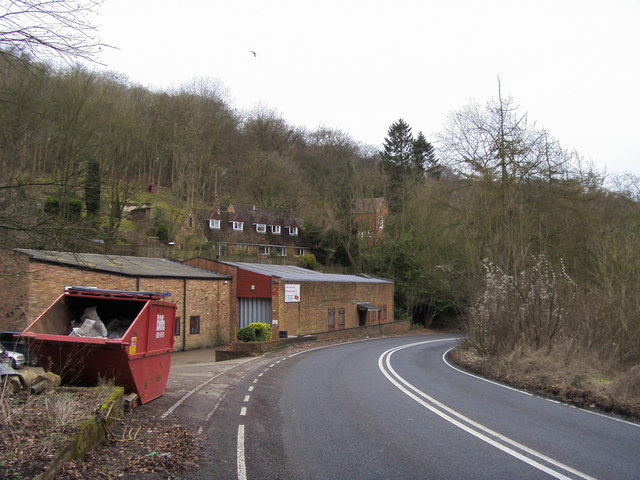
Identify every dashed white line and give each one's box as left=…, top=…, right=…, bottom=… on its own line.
left=237, top=424, right=247, bottom=480
left=240, top=406, right=247, bottom=416
left=248, top=386, right=254, bottom=392
left=244, top=395, right=251, bottom=402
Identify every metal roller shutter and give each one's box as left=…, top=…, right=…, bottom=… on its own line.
left=238, top=298, right=272, bottom=328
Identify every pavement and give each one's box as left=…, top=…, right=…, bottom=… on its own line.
left=145, top=348, right=270, bottom=433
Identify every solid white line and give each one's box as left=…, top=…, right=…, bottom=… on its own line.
left=237, top=424, right=247, bottom=480
left=244, top=395, right=251, bottom=402
left=160, top=371, right=225, bottom=419
left=160, top=358, right=261, bottom=419
left=197, top=395, right=225, bottom=435
left=379, top=340, right=598, bottom=480
left=442, top=347, right=640, bottom=428
left=240, top=406, right=247, bottom=416
left=441, top=347, right=533, bottom=396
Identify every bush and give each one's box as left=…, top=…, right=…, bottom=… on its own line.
left=237, top=326, right=257, bottom=342
left=237, top=322, right=272, bottom=342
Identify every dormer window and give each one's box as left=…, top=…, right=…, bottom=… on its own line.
left=256, top=223, right=266, bottom=233
left=271, top=225, right=281, bottom=234
left=209, top=219, right=220, bottom=229
left=288, top=226, right=298, bottom=236
left=232, top=221, right=244, bottom=231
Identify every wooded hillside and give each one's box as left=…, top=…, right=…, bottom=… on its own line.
left=1, top=53, right=639, bottom=375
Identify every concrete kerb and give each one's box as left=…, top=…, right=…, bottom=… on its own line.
left=35, top=386, right=125, bottom=480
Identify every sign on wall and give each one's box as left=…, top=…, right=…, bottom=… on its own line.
left=284, top=284, right=301, bottom=302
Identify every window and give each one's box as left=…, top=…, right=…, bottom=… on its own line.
left=258, top=245, right=270, bottom=255
left=174, top=316, right=181, bottom=336
left=382, top=305, right=387, bottom=321
left=295, top=248, right=305, bottom=256
left=377, top=215, right=385, bottom=230
left=188, top=217, right=193, bottom=228
left=256, top=223, right=266, bottom=233
left=271, top=225, right=281, bottom=234
left=338, top=309, right=345, bottom=328
left=189, top=315, right=200, bottom=334
left=232, top=221, right=244, bottom=231
left=289, top=226, right=298, bottom=236
left=275, top=246, right=286, bottom=256
left=328, top=309, right=335, bottom=329
left=209, top=219, right=220, bottom=229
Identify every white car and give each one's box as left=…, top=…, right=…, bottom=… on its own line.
left=3, top=347, right=25, bottom=369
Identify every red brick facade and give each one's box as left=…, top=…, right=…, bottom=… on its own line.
left=183, top=258, right=395, bottom=338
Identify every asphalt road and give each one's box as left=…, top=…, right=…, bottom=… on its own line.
left=202, top=334, right=640, bottom=480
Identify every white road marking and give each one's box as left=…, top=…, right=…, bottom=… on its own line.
left=248, top=386, right=254, bottom=392
left=244, top=395, right=251, bottom=402
left=379, top=339, right=598, bottom=480
left=237, top=424, right=247, bottom=480
left=442, top=347, right=640, bottom=428
left=197, top=395, right=225, bottom=435
left=441, top=347, right=533, bottom=396
left=240, top=406, right=247, bottom=416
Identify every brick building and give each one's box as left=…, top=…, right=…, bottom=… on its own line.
left=0, top=249, right=233, bottom=350
left=353, top=198, right=388, bottom=245
left=173, top=203, right=311, bottom=259
left=183, top=258, right=395, bottom=338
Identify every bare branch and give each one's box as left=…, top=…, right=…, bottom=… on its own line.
left=0, top=0, right=106, bottom=63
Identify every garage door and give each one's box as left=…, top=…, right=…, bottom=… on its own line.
left=238, top=297, right=272, bottom=328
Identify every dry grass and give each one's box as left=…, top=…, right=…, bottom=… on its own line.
left=451, top=342, right=640, bottom=421
left=0, top=378, right=112, bottom=479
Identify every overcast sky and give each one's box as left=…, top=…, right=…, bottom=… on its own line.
left=94, top=0, right=640, bottom=176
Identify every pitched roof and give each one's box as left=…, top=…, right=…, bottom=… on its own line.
left=220, top=261, right=392, bottom=284
left=191, top=205, right=310, bottom=248
left=15, top=249, right=230, bottom=279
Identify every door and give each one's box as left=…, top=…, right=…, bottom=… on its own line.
left=238, top=297, right=272, bottom=328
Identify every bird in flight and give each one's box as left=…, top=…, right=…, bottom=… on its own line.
left=251, top=51, right=257, bottom=57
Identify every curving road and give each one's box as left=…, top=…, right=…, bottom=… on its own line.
left=206, top=335, right=640, bottom=479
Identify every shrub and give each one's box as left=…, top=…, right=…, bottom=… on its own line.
left=464, top=255, right=576, bottom=355
left=237, top=326, right=257, bottom=342
left=237, top=322, right=272, bottom=342
left=249, top=322, right=272, bottom=341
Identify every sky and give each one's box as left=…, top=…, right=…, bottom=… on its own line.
left=93, top=0, right=640, bottom=176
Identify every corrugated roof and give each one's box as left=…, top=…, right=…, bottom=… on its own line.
left=15, top=249, right=230, bottom=279
left=220, top=261, right=392, bottom=283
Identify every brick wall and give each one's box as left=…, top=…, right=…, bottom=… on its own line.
left=182, top=258, right=237, bottom=343
left=276, top=279, right=394, bottom=336
left=0, top=250, right=232, bottom=350
left=0, top=249, right=33, bottom=330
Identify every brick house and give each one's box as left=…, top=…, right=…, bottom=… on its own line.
left=183, top=258, right=394, bottom=338
left=173, top=203, right=311, bottom=259
left=353, top=198, right=388, bottom=245
left=0, top=248, right=233, bottom=350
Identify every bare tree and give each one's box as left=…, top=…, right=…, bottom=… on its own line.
left=437, top=83, right=572, bottom=185
left=0, top=0, right=104, bottom=62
